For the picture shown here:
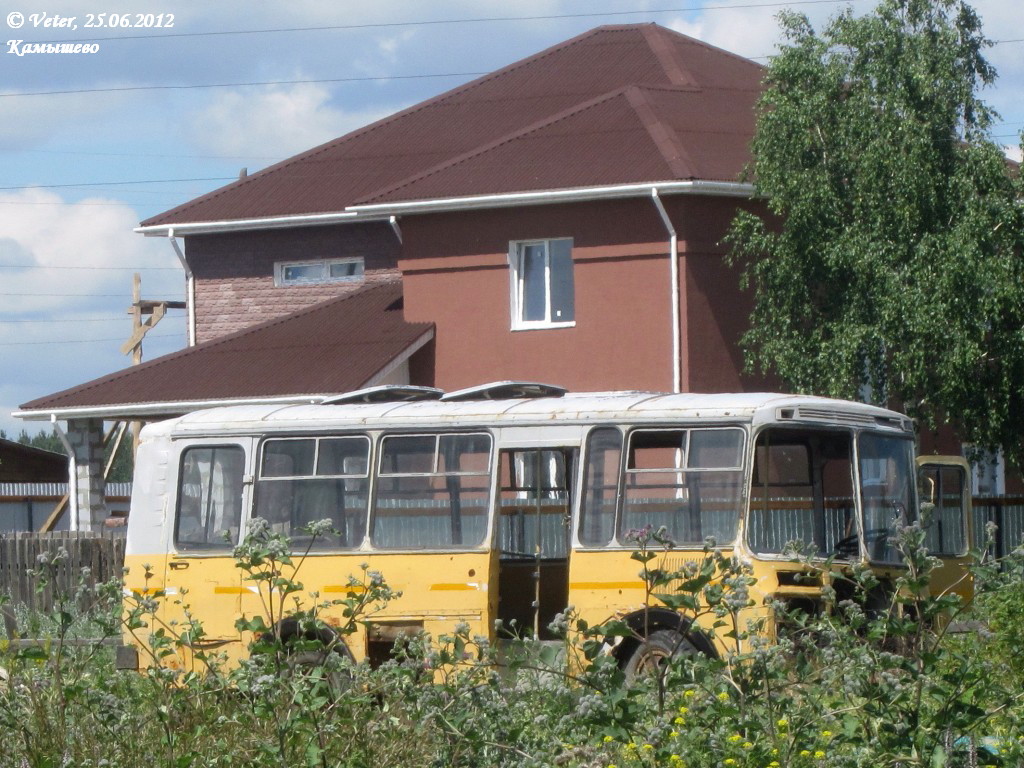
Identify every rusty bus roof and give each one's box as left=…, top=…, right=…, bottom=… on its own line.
left=151, top=390, right=911, bottom=438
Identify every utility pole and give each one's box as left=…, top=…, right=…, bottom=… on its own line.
left=121, top=273, right=187, bottom=448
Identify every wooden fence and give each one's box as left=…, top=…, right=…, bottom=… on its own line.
left=0, top=531, right=126, bottom=611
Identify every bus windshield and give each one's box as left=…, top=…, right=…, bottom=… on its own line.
left=748, top=428, right=856, bottom=558
left=858, top=433, right=915, bottom=564
left=747, top=428, right=915, bottom=563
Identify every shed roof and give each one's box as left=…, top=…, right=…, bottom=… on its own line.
left=17, top=281, right=433, bottom=420
left=141, top=24, right=762, bottom=227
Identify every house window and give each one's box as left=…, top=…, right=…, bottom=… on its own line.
left=509, top=238, right=575, bottom=329
left=275, top=257, right=365, bottom=286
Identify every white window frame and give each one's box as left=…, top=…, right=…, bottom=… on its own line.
left=274, top=257, right=365, bottom=287
left=508, top=238, right=575, bottom=330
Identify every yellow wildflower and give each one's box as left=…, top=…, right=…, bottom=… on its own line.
left=718, top=692, right=730, bottom=702
left=678, top=706, right=690, bottom=715
left=603, top=735, right=614, bottom=743
left=769, top=762, right=781, bottom=767
left=820, top=730, right=832, bottom=739
left=670, top=757, right=684, bottom=766
left=777, top=718, right=789, bottom=729
left=674, top=717, right=686, bottom=726
left=684, top=690, right=696, bottom=699
left=729, top=734, right=743, bottom=743
left=642, top=744, right=654, bottom=752
left=724, top=760, right=736, bottom=766
left=814, top=751, right=826, bottom=759
left=743, top=742, right=754, bottom=749
left=800, top=750, right=811, bottom=757
left=670, top=731, right=680, bottom=739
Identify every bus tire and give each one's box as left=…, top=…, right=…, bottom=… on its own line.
left=273, top=619, right=355, bottom=695
left=623, top=629, right=700, bottom=680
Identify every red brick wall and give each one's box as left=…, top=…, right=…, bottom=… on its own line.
left=398, top=196, right=763, bottom=394
left=185, top=223, right=401, bottom=342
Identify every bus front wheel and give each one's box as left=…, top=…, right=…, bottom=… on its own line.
left=623, top=629, right=699, bottom=680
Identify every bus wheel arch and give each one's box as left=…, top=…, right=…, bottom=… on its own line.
left=615, top=608, right=716, bottom=676
left=267, top=616, right=356, bottom=664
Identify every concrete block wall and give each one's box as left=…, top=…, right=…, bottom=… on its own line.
left=66, top=418, right=106, bottom=532
left=185, top=222, right=402, bottom=343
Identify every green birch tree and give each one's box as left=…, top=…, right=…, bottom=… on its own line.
left=728, top=0, right=1024, bottom=460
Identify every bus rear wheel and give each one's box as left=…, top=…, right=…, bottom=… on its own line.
left=623, top=629, right=699, bottom=680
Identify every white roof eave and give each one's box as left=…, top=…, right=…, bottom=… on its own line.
left=135, top=181, right=756, bottom=237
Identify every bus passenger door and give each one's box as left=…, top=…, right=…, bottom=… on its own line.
left=917, top=456, right=973, bottom=602
left=495, top=448, right=575, bottom=639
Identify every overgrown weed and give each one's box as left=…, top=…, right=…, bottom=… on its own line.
left=0, top=521, right=1021, bottom=767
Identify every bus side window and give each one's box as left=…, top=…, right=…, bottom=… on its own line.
left=620, top=428, right=744, bottom=547
left=254, top=436, right=370, bottom=549
left=372, top=433, right=491, bottom=549
left=175, top=446, right=245, bottom=551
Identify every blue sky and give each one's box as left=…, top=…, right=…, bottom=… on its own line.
left=2, top=0, right=1021, bottom=437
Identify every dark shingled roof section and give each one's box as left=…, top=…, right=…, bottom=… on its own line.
left=20, top=281, right=432, bottom=411
left=141, top=24, right=764, bottom=226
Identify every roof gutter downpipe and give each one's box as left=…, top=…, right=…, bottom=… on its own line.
left=167, top=228, right=196, bottom=346
left=50, top=415, right=79, bottom=532
left=651, top=188, right=682, bottom=394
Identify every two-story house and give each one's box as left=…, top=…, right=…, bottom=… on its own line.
left=17, top=23, right=774, bottom=529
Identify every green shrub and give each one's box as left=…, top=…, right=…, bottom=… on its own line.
left=1, top=521, right=1021, bottom=768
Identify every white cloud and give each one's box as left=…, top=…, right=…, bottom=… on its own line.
left=0, top=188, right=177, bottom=314
left=1004, top=145, right=1023, bottom=164
left=0, top=188, right=186, bottom=432
left=377, top=29, right=417, bottom=61
left=187, top=82, right=396, bottom=159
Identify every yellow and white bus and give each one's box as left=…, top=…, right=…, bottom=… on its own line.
left=121, top=383, right=970, bottom=671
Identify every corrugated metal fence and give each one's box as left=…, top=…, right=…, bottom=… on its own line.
left=972, top=496, right=1024, bottom=556
left=0, top=482, right=132, bottom=532
left=0, top=531, right=125, bottom=610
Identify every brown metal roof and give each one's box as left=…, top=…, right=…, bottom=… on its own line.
left=19, top=281, right=432, bottom=413
left=141, top=24, right=763, bottom=226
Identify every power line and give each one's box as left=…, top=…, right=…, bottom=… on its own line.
left=0, top=292, right=184, bottom=298
left=0, top=200, right=190, bottom=206
left=0, top=315, right=181, bottom=323
left=0, top=72, right=487, bottom=98
left=0, top=177, right=233, bottom=191
left=19, top=148, right=282, bottom=161
left=29, top=1, right=868, bottom=46
left=0, top=265, right=181, bottom=271
left=0, top=332, right=180, bottom=346
left=4, top=37, right=1021, bottom=98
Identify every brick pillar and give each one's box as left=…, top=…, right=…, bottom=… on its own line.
left=66, top=418, right=106, bottom=532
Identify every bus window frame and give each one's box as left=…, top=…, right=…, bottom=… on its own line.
left=369, top=429, right=496, bottom=552
left=253, top=432, right=373, bottom=552
left=856, top=431, right=918, bottom=566
left=172, top=440, right=251, bottom=555
left=574, top=423, right=749, bottom=551
left=745, top=423, right=858, bottom=562
left=744, top=424, right=919, bottom=565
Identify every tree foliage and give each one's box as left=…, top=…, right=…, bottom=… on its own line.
left=728, top=0, right=1024, bottom=460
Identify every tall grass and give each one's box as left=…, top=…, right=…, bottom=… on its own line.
left=1, top=524, right=1021, bottom=768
